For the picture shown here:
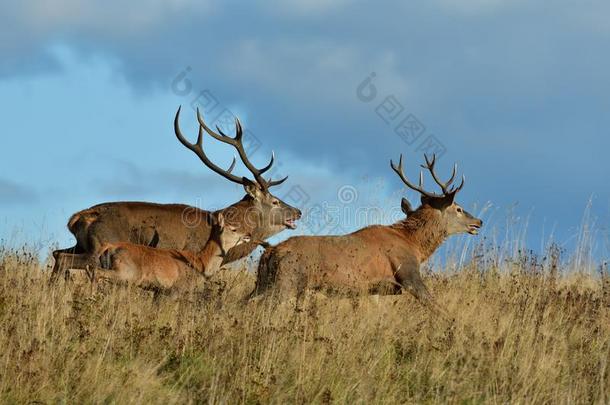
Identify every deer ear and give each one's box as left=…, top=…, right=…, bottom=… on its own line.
left=215, top=212, right=225, bottom=228
left=243, top=178, right=263, bottom=199
left=401, top=198, right=414, bottom=215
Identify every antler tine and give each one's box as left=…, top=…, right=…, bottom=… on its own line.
left=196, top=108, right=229, bottom=143
left=214, top=117, right=243, bottom=142
left=195, top=122, right=204, bottom=146
left=446, top=163, right=458, bottom=188
left=226, top=155, right=237, bottom=174
left=234, top=117, right=244, bottom=142
left=267, top=175, right=288, bottom=187
left=391, top=154, right=442, bottom=199
left=234, top=148, right=270, bottom=191
left=215, top=126, right=229, bottom=138
left=174, top=106, right=243, bottom=185
left=451, top=175, right=466, bottom=194
left=259, top=151, right=275, bottom=175
left=422, top=153, right=459, bottom=195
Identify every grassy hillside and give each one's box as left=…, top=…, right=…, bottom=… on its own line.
left=0, top=245, right=609, bottom=403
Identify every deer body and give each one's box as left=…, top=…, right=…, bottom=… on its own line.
left=66, top=202, right=213, bottom=253
left=89, top=213, right=249, bottom=289
left=94, top=243, right=216, bottom=289
left=256, top=207, right=454, bottom=300
left=59, top=197, right=283, bottom=259
left=253, top=154, right=483, bottom=305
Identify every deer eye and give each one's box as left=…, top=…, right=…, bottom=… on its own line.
left=272, top=200, right=280, bottom=206
left=456, top=207, right=463, bottom=213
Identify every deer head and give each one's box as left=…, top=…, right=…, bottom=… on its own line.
left=174, top=107, right=302, bottom=240
left=391, top=154, right=482, bottom=236
left=209, top=212, right=252, bottom=255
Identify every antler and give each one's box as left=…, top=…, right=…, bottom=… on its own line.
left=421, top=154, right=465, bottom=195
left=195, top=108, right=287, bottom=191
left=174, top=106, right=288, bottom=190
left=390, top=154, right=465, bottom=199
left=175, top=106, right=243, bottom=184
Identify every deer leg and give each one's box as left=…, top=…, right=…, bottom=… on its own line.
left=59, top=232, right=110, bottom=281
left=395, top=259, right=451, bottom=319
left=85, top=265, right=97, bottom=295
left=51, top=246, right=81, bottom=281
left=52, top=252, right=97, bottom=281
left=393, top=256, right=452, bottom=317
left=394, top=256, right=433, bottom=301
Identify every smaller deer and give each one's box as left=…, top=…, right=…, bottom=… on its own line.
left=253, top=153, right=483, bottom=308
left=78, top=213, right=251, bottom=290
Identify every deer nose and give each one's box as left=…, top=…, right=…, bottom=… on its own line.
left=296, top=209, right=303, bottom=219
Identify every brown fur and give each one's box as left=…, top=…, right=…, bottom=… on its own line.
left=254, top=202, right=482, bottom=305
left=85, top=214, right=249, bottom=289
left=52, top=196, right=300, bottom=280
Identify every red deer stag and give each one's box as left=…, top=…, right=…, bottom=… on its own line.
left=76, top=212, right=251, bottom=289
left=252, top=154, right=482, bottom=305
left=52, top=107, right=302, bottom=280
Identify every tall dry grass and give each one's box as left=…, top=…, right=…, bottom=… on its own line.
left=0, top=238, right=609, bottom=404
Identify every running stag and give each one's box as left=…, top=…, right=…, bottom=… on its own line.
left=253, top=154, right=483, bottom=306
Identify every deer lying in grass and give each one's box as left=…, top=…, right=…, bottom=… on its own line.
left=52, top=107, right=301, bottom=281
left=76, top=213, right=251, bottom=290
left=252, top=154, right=483, bottom=307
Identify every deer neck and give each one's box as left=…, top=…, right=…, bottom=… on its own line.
left=216, top=197, right=258, bottom=234
left=218, top=197, right=252, bottom=219
left=194, top=238, right=225, bottom=275
left=394, top=209, right=448, bottom=262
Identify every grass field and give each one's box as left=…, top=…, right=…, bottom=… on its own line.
left=0, top=241, right=609, bottom=404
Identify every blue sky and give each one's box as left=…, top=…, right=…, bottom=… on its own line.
left=1, top=1, right=609, bottom=259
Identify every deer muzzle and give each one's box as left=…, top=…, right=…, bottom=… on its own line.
left=467, top=219, right=483, bottom=235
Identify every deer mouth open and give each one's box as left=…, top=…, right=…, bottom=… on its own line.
left=284, top=219, right=299, bottom=230
left=467, top=224, right=481, bottom=235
